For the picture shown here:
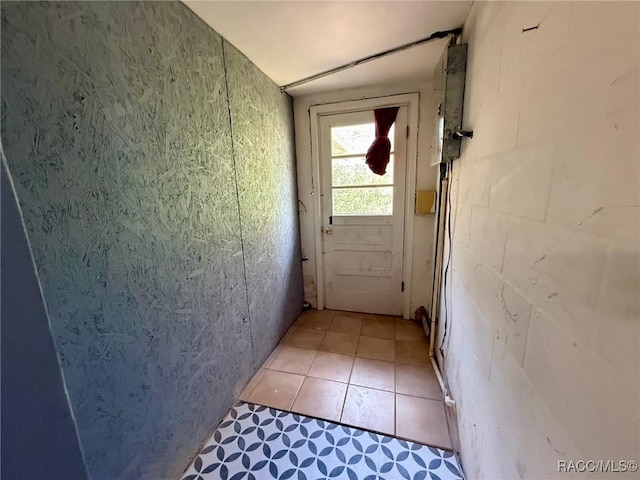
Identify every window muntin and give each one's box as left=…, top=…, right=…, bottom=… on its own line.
left=330, top=123, right=395, bottom=216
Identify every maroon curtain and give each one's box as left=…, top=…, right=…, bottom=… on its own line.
left=365, top=107, right=399, bottom=175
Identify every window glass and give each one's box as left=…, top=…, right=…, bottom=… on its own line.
left=330, top=121, right=395, bottom=216
left=332, top=155, right=394, bottom=187
left=331, top=123, right=394, bottom=156
left=332, top=187, right=393, bottom=216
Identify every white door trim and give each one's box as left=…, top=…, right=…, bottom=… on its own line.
left=309, top=93, right=419, bottom=319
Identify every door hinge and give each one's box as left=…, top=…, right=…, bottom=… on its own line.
left=406, top=126, right=410, bottom=138
left=401, top=281, right=405, bottom=292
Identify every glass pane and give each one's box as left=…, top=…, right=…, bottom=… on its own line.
left=331, top=123, right=395, bottom=155
left=333, top=187, right=393, bottom=216
left=332, top=155, right=394, bottom=187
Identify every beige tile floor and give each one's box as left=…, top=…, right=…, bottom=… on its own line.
left=239, top=309, right=452, bottom=450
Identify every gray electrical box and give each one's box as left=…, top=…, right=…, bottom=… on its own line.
left=431, top=42, right=468, bottom=165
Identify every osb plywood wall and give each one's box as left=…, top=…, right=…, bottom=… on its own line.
left=224, top=41, right=303, bottom=364
left=0, top=2, right=302, bottom=479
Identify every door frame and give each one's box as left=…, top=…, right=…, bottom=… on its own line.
left=309, top=93, right=419, bottom=319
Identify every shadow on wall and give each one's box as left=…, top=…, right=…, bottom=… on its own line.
left=1, top=155, right=89, bottom=480
left=1, top=2, right=302, bottom=479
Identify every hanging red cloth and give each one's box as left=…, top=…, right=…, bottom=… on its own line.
left=365, top=107, right=399, bottom=175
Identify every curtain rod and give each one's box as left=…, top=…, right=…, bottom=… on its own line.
left=280, top=27, right=462, bottom=92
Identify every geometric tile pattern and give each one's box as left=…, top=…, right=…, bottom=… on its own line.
left=181, top=402, right=464, bottom=480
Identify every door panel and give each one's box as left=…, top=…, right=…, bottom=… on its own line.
left=332, top=251, right=392, bottom=270
left=320, top=108, right=407, bottom=315
left=332, top=223, right=392, bottom=246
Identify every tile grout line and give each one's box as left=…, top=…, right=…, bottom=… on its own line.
left=243, top=391, right=453, bottom=452
left=247, top=401, right=457, bottom=453
left=262, top=318, right=437, bottom=392
left=244, top=311, right=449, bottom=449
left=289, top=348, right=320, bottom=410
left=393, top=383, right=397, bottom=436
left=258, top=360, right=443, bottom=400
left=338, top=341, right=359, bottom=423
left=288, top=376, right=306, bottom=411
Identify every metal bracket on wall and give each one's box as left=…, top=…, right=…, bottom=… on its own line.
left=453, top=129, right=474, bottom=140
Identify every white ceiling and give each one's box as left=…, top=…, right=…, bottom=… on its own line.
left=184, top=1, right=472, bottom=96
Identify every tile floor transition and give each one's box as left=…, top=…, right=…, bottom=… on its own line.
left=181, top=402, right=464, bottom=480
left=239, top=310, right=451, bottom=451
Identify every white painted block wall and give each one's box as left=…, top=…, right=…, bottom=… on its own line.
left=293, top=81, right=437, bottom=315
left=445, top=2, right=639, bottom=478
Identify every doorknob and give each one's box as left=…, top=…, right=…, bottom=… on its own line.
left=325, top=226, right=333, bottom=235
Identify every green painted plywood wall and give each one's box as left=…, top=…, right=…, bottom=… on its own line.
left=223, top=41, right=303, bottom=364
left=1, top=2, right=302, bottom=479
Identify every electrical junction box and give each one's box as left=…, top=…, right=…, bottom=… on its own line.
left=431, top=42, right=469, bottom=165
left=415, top=190, right=436, bottom=214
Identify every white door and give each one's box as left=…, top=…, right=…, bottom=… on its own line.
left=320, top=107, right=408, bottom=315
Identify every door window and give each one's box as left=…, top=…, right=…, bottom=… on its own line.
left=330, top=123, right=395, bottom=216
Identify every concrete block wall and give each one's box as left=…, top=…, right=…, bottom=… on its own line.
left=1, top=2, right=302, bottom=479
left=443, top=2, right=639, bottom=478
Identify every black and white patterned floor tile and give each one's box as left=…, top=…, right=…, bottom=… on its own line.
left=181, top=402, right=464, bottom=480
